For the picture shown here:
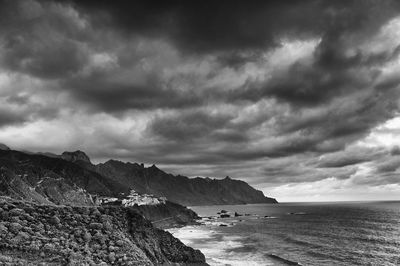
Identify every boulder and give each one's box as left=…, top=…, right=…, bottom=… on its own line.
left=9, top=208, right=25, bottom=216
left=8, top=222, right=23, bottom=234
left=50, top=216, right=60, bottom=225
left=89, top=223, right=103, bottom=230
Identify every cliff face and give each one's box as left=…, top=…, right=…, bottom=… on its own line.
left=0, top=143, right=10, bottom=151
left=127, top=201, right=200, bottom=229
left=0, top=197, right=206, bottom=265
left=96, top=160, right=278, bottom=206
left=61, top=150, right=92, bottom=164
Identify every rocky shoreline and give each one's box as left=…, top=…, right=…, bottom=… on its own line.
left=0, top=197, right=207, bottom=265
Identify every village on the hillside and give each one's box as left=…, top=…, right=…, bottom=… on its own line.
left=98, top=190, right=167, bottom=207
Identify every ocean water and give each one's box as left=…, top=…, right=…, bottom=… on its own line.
left=167, top=202, right=400, bottom=266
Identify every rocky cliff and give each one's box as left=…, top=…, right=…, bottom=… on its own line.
left=96, top=160, right=278, bottom=206
left=61, top=150, right=92, bottom=164
left=0, top=143, right=10, bottom=151
left=127, top=201, right=200, bottom=229
left=0, top=197, right=206, bottom=265
left=0, top=149, right=126, bottom=206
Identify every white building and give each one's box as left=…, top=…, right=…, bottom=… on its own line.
left=121, top=190, right=167, bottom=206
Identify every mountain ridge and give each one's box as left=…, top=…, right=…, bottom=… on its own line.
left=94, top=158, right=278, bottom=206
left=0, top=146, right=277, bottom=206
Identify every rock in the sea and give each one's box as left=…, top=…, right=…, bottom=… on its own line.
left=234, top=212, right=242, bottom=217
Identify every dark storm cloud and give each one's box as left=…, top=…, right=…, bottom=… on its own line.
left=2, top=0, right=399, bottom=111
left=65, top=0, right=298, bottom=52
left=375, top=158, right=400, bottom=173
left=391, top=146, right=400, bottom=156
left=1, top=36, right=89, bottom=79
left=148, top=110, right=235, bottom=142
left=318, top=157, right=370, bottom=168
left=64, top=0, right=400, bottom=54
left=0, top=0, right=91, bottom=79
left=6, top=94, right=30, bottom=105
left=261, top=159, right=357, bottom=183
left=0, top=110, right=26, bottom=128
left=316, top=148, right=384, bottom=168
left=64, top=73, right=203, bottom=112
left=287, top=92, right=397, bottom=138
left=0, top=100, right=60, bottom=128
left=228, top=38, right=398, bottom=108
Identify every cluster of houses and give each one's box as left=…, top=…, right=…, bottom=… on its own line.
left=97, top=190, right=167, bottom=207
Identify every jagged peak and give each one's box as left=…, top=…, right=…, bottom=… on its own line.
left=104, top=159, right=125, bottom=165
left=0, top=143, right=10, bottom=151
left=148, top=164, right=163, bottom=173
left=61, top=150, right=91, bottom=164
left=103, top=159, right=144, bottom=168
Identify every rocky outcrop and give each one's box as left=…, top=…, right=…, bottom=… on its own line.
left=61, top=150, right=92, bottom=164
left=0, top=143, right=10, bottom=151
left=0, top=197, right=207, bottom=265
left=127, top=201, right=200, bottom=229
left=96, top=160, right=278, bottom=206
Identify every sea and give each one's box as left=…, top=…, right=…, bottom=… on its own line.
left=167, top=201, right=400, bottom=266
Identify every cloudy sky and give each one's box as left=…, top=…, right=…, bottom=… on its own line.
left=1, top=0, right=400, bottom=201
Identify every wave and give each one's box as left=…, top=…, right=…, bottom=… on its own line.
left=268, top=254, right=303, bottom=265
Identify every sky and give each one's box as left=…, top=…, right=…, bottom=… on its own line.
left=1, top=0, right=400, bottom=202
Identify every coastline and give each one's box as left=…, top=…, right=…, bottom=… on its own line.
left=172, top=201, right=400, bottom=266
left=167, top=213, right=277, bottom=266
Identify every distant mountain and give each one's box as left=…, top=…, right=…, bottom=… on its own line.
left=95, top=160, right=278, bottom=206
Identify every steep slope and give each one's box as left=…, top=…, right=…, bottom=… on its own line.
left=127, top=201, right=200, bottom=229
left=96, top=160, right=278, bottom=206
left=0, top=150, right=128, bottom=205
left=0, top=197, right=206, bottom=265
left=0, top=143, right=10, bottom=151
